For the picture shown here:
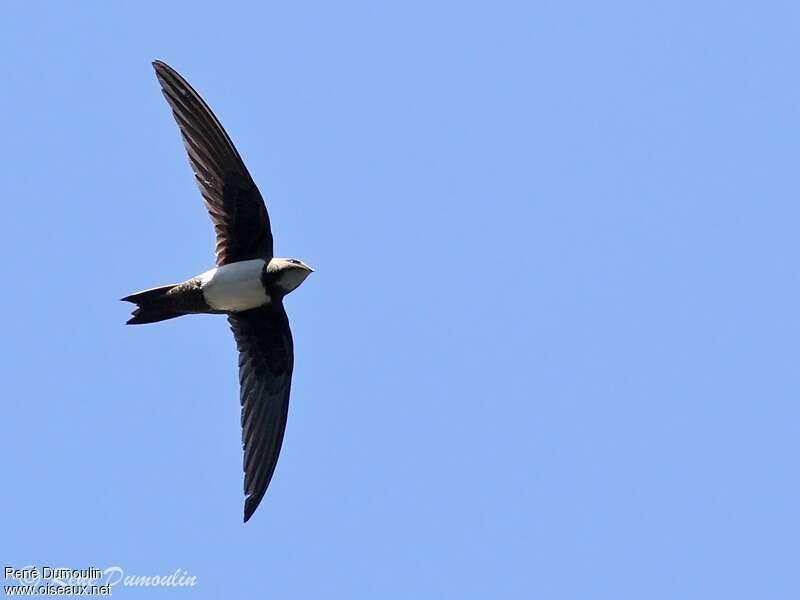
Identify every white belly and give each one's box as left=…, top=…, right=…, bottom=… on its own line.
left=198, top=259, right=269, bottom=312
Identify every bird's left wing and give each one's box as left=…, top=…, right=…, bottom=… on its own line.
left=228, top=303, right=294, bottom=522
left=152, top=60, right=274, bottom=265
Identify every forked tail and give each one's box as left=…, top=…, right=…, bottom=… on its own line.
left=121, top=284, right=182, bottom=325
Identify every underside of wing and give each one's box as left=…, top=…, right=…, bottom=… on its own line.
left=228, top=303, right=294, bottom=522
left=152, top=60, right=274, bottom=265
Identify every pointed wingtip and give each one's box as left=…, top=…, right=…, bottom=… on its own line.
left=243, top=494, right=261, bottom=523
left=152, top=60, right=174, bottom=79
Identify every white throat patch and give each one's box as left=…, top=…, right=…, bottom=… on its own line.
left=198, top=259, right=269, bottom=312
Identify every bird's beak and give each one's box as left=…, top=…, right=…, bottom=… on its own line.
left=305, top=264, right=315, bottom=273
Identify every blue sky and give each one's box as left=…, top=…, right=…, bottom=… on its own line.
left=2, top=1, right=800, bottom=598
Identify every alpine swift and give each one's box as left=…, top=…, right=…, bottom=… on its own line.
left=123, top=60, right=313, bottom=522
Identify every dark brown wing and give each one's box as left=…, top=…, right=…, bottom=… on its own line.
left=152, top=60, right=273, bottom=265
left=228, top=303, right=294, bottom=522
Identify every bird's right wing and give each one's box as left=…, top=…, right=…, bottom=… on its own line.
left=152, top=60, right=274, bottom=265
left=228, top=303, right=294, bottom=522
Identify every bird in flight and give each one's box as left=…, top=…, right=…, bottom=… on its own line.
left=123, top=60, right=313, bottom=522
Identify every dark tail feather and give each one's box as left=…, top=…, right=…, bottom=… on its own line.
left=121, top=284, right=182, bottom=325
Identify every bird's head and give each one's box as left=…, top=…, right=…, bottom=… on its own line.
left=265, top=258, right=314, bottom=295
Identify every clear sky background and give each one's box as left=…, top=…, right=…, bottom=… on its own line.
left=2, top=1, right=799, bottom=598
